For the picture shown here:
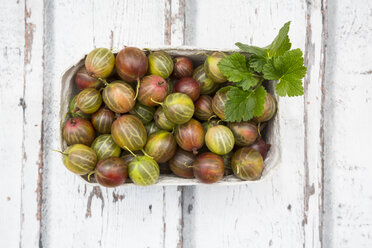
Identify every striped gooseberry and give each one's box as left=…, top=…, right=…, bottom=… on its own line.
left=193, top=152, right=224, bottom=184
left=68, top=95, right=90, bottom=119
left=212, top=87, right=230, bottom=120
left=144, top=130, right=177, bottom=163
left=91, top=107, right=115, bottom=134
left=228, top=122, right=258, bottom=146
left=203, top=52, right=227, bottom=83
left=174, top=119, right=205, bottom=154
left=173, top=77, right=200, bottom=101
left=193, top=65, right=219, bottom=95
left=57, top=144, right=97, bottom=175
left=232, top=147, right=264, bottom=181
left=154, top=93, right=194, bottom=124
left=115, top=47, right=148, bottom=83
left=85, top=48, right=115, bottom=78
left=91, top=134, right=121, bottom=161
left=62, top=117, right=95, bottom=146
left=129, top=102, right=155, bottom=124
left=147, top=50, right=174, bottom=79
left=169, top=148, right=195, bottom=179
left=76, top=88, right=102, bottom=114
left=154, top=107, right=176, bottom=131
left=128, top=152, right=160, bottom=186
left=194, top=95, right=214, bottom=121
left=111, top=115, right=147, bottom=151
left=75, top=67, right=102, bottom=90
left=102, top=82, right=135, bottom=114
left=94, top=157, right=128, bottom=187
left=172, top=56, right=194, bottom=78
left=205, top=124, right=234, bottom=155
left=138, top=75, right=168, bottom=107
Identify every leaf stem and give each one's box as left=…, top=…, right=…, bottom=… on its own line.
left=254, top=77, right=264, bottom=90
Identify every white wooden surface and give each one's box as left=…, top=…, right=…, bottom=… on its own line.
left=0, top=0, right=371, bottom=247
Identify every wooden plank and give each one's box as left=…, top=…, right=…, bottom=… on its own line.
left=182, top=0, right=312, bottom=247
left=302, top=0, right=327, bottom=247
left=21, top=0, right=45, bottom=247
left=41, top=1, right=183, bottom=247
left=0, top=1, right=25, bottom=247
left=323, top=0, right=372, bottom=247
left=0, top=0, right=44, bottom=247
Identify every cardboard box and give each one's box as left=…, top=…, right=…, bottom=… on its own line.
left=59, top=47, right=281, bottom=186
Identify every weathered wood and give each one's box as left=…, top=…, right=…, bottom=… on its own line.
left=182, top=0, right=311, bottom=247
left=302, top=0, right=327, bottom=247
left=41, top=1, right=183, bottom=247
left=2, top=0, right=372, bottom=247
left=323, top=0, right=372, bottom=247
left=0, top=2, right=25, bottom=247
left=0, top=0, right=44, bottom=247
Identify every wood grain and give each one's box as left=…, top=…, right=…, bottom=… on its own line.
left=302, top=0, right=327, bottom=247
left=0, top=0, right=44, bottom=247
left=183, top=0, right=311, bottom=247
left=323, top=0, right=372, bottom=247
left=1, top=0, right=372, bottom=247
left=0, top=1, right=25, bottom=246
left=41, top=1, right=182, bottom=247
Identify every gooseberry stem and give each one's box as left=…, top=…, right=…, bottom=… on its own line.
left=216, top=120, right=223, bottom=125
left=87, top=171, right=95, bottom=182
left=150, top=98, right=163, bottom=106
left=207, top=115, right=217, bottom=122
left=98, top=78, right=109, bottom=86
left=134, top=78, right=140, bottom=100
left=257, top=122, right=262, bottom=138
left=141, top=149, right=153, bottom=159
left=52, top=149, right=68, bottom=156
left=124, top=146, right=137, bottom=157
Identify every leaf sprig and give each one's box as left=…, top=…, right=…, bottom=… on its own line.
left=217, top=21, right=307, bottom=122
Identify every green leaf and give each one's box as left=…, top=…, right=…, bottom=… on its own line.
left=225, top=86, right=267, bottom=122
left=262, top=49, right=307, bottom=97
left=218, top=53, right=259, bottom=90
left=235, top=22, right=292, bottom=72
left=235, top=43, right=266, bottom=57
left=265, top=21, right=292, bottom=58
left=235, top=42, right=268, bottom=73
left=248, top=55, right=268, bottom=73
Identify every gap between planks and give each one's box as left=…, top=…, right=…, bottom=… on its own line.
left=303, top=0, right=328, bottom=247
left=164, top=1, right=186, bottom=247
left=20, top=0, right=45, bottom=247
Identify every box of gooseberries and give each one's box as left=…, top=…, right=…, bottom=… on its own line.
left=57, top=22, right=306, bottom=187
